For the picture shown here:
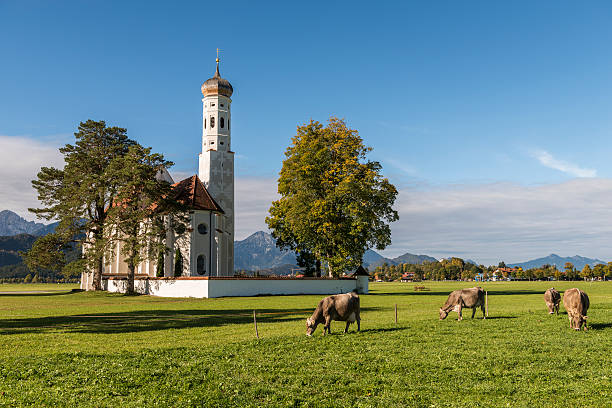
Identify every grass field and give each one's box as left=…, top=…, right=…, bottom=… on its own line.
left=0, top=281, right=610, bottom=407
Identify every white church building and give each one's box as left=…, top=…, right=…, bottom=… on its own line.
left=83, top=58, right=368, bottom=298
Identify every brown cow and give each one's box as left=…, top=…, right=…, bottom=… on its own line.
left=563, top=288, right=589, bottom=331
left=306, top=291, right=360, bottom=336
left=544, top=288, right=561, bottom=315
left=439, top=287, right=485, bottom=321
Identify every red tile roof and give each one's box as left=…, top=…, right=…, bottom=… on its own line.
left=172, top=175, right=224, bottom=213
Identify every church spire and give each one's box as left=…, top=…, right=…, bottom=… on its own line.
left=214, top=48, right=221, bottom=78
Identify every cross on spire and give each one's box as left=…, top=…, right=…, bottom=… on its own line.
left=216, top=48, right=221, bottom=63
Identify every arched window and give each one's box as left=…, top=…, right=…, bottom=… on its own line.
left=197, top=223, right=208, bottom=234
left=197, top=255, right=206, bottom=275
left=210, top=116, right=215, bottom=128
left=220, top=117, right=225, bottom=128
left=204, top=118, right=206, bottom=129
left=228, top=119, right=230, bottom=130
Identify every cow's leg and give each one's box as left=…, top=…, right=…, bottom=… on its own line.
left=344, top=321, right=350, bottom=333
left=356, top=314, right=361, bottom=332
left=481, top=304, right=486, bottom=319
left=324, top=315, right=332, bottom=335
left=457, top=304, right=463, bottom=321
left=471, top=307, right=476, bottom=319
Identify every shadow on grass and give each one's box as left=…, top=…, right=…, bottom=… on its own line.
left=370, top=290, right=545, bottom=297
left=359, top=326, right=410, bottom=334
left=0, top=290, right=77, bottom=297
left=0, top=306, right=381, bottom=335
left=483, top=316, right=518, bottom=320
left=589, top=322, right=612, bottom=330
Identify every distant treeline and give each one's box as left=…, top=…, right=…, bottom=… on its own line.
left=371, top=258, right=612, bottom=281
left=0, top=234, right=81, bottom=283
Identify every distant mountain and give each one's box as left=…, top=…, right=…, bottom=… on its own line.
left=391, top=252, right=437, bottom=265
left=362, top=249, right=386, bottom=267
left=365, top=251, right=437, bottom=269
left=234, top=231, right=439, bottom=272
left=511, top=254, right=607, bottom=271
left=0, top=210, right=57, bottom=236
left=234, top=231, right=297, bottom=271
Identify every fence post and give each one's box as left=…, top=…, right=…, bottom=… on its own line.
left=253, top=310, right=259, bottom=339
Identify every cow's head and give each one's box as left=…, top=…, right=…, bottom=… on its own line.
left=439, top=308, right=448, bottom=320
left=571, top=314, right=587, bottom=331
left=306, top=317, right=317, bottom=336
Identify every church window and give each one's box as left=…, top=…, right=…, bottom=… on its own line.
left=220, top=117, right=225, bottom=128
left=220, top=103, right=224, bottom=107
left=210, top=116, right=215, bottom=128
left=228, top=119, right=230, bottom=130
left=197, top=223, right=208, bottom=234
left=211, top=103, right=216, bottom=107
left=196, top=255, right=206, bottom=275
left=204, top=118, right=206, bottom=129
left=220, top=142, right=224, bottom=145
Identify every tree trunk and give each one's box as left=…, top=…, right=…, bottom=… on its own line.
left=126, top=258, right=136, bottom=295
left=91, top=256, right=103, bottom=291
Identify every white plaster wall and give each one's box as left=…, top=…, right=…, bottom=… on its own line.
left=100, top=278, right=366, bottom=298
left=207, top=279, right=358, bottom=298
left=105, top=278, right=209, bottom=298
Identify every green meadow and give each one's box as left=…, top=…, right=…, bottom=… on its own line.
left=0, top=281, right=610, bottom=407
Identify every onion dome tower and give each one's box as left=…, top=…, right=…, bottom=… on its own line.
left=198, top=56, right=234, bottom=276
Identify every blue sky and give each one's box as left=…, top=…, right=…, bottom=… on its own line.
left=2, top=1, right=612, bottom=264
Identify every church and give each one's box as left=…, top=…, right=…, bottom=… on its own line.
left=84, top=57, right=368, bottom=298
left=94, top=57, right=235, bottom=280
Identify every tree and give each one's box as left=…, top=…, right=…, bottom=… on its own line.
left=564, top=262, right=576, bottom=280
left=28, top=120, right=135, bottom=290
left=606, top=262, right=612, bottom=281
left=105, top=144, right=177, bottom=294
left=266, top=118, right=398, bottom=277
left=23, top=233, right=69, bottom=274
left=593, top=264, right=606, bottom=281
left=580, top=264, right=593, bottom=281
left=174, top=248, right=184, bottom=277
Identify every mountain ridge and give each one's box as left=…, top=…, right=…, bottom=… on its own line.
left=0, top=210, right=57, bottom=236
left=510, top=253, right=606, bottom=270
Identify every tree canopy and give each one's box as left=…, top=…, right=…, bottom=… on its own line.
left=27, top=120, right=135, bottom=290
left=266, top=117, right=398, bottom=277
left=104, top=144, right=181, bottom=294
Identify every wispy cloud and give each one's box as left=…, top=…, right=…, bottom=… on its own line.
left=235, top=177, right=278, bottom=240
left=385, top=158, right=417, bottom=176
left=532, top=150, right=596, bottom=178
left=381, top=179, right=612, bottom=264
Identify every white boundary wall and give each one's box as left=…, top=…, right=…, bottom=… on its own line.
left=98, top=275, right=369, bottom=298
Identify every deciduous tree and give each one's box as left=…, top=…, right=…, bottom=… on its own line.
left=266, top=118, right=398, bottom=277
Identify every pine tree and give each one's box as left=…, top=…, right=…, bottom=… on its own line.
left=27, top=120, right=135, bottom=290
left=105, top=144, right=181, bottom=295
left=174, top=248, right=184, bottom=277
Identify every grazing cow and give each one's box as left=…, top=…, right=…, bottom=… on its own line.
left=544, top=288, right=561, bottom=315
left=563, top=288, right=589, bottom=331
left=439, top=287, right=485, bottom=321
left=306, top=291, right=360, bottom=336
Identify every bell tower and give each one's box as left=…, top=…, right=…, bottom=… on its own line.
left=198, top=55, right=234, bottom=276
